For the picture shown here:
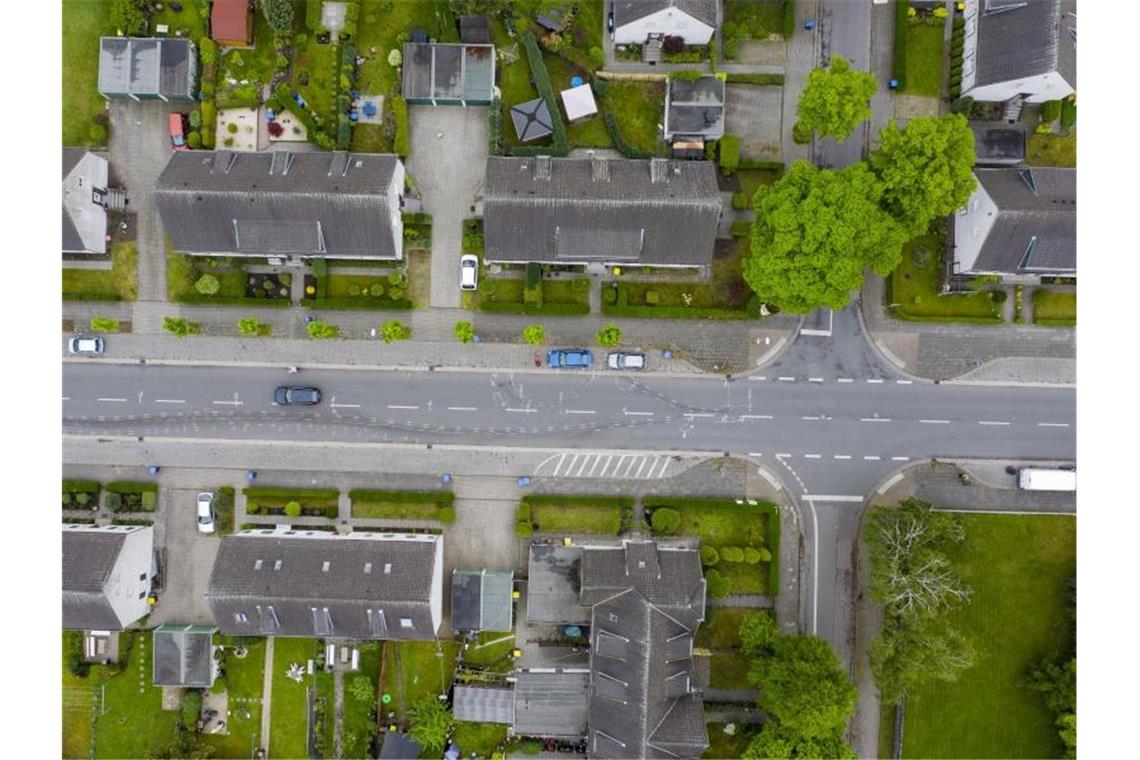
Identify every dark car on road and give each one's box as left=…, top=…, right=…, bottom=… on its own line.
left=547, top=349, right=593, bottom=369
left=273, top=386, right=322, bottom=405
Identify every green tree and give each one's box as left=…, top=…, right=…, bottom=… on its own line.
left=258, top=0, right=295, bottom=32
left=649, top=507, right=680, bottom=534
left=705, top=568, right=730, bottom=598
left=194, top=274, right=220, bottom=295
left=739, top=611, right=779, bottom=656
left=869, top=616, right=975, bottom=704
left=743, top=724, right=856, bottom=760
left=595, top=324, right=622, bottom=347
left=699, top=545, right=720, bottom=567
left=237, top=318, right=261, bottom=337
left=110, top=0, right=148, bottom=37
left=90, top=316, right=119, bottom=333
left=164, top=317, right=191, bottom=338
left=284, top=501, right=302, bottom=518
left=348, top=676, right=375, bottom=703
left=307, top=320, right=338, bottom=339
left=382, top=319, right=412, bottom=343
left=522, top=324, right=545, bottom=345
left=749, top=634, right=857, bottom=739
left=454, top=320, right=476, bottom=344
left=1028, top=656, right=1076, bottom=758
left=868, top=115, right=977, bottom=235
left=408, top=697, right=453, bottom=755
left=795, top=55, right=878, bottom=142
left=88, top=123, right=108, bottom=144
left=746, top=160, right=906, bottom=313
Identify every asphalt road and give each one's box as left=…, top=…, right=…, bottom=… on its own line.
left=817, top=0, right=873, bottom=170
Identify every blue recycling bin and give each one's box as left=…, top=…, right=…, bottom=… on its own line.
left=517, top=476, right=531, bottom=487
left=246, top=470, right=257, bottom=482
left=148, top=466, right=160, bottom=476
left=889, top=79, right=900, bottom=90
left=442, top=473, right=452, bottom=485
left=804, top=19, right=816, bottom=30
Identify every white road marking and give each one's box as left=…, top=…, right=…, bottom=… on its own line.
left=447, top=406, right=477, bottom=411
left=576, top=455, right=592, bottom=476
left=807, top=494, right=864, bottom=502
left=1037, top=422, right=1071, bottom=427
left=867, top=378, right=884, bottom=384
left=920, top=419, right=950, bottom=424
left=750, top=376, right=767, bottom=381
left=801, top=415, right=820, bottom=421
left=506, top=407, right=535, bottom=414
left=655, top=458, right=671, bottom=478
left=621, top=457, right=639, bottom=477
left=804, top=454, right=822, bottom=459
left=550, top=453, right=567, bottom=476
left=565, top=409, right=595, bottom=415
left=588, top=456, right=602, bottom=477
left=896, top=380, right=913, bottom=385
left=213, top=400, right=243, bottom=406
left=878, top=472, right=905, bottom=494
left=860, top=417, right=891, bottom=423
left=684, top=412, right=715, bottom=418
left=635, top=458, right=649, bottom=478
left=776, top=452, right=792, bottom=458
left=613, top=455, right=628, bottom=476
left=388, top=405, right=420, bottom=410
left=978, top=420, right=1011, bottom=426
left=748, top=452, right=764, bottom=457
left=834, top=454, right=852, bottom=460
left=62, top=397, right=70, bottom=401
left=741, top=414, right=773, bottom=420
left=864, top=455, right=882, bottom=461
left=565, top=454, right=581, bottom=474
left=808, top=377, right=824, bottom=383
left=155, top=399, right=185, bottom=404
left=624, top=410, right=653, bottom=417
left=98, top=398, right=127, bottom=403
left=778, top=376, right=796, bottom=382
left=837, top=378, right=854, bottom=383
left=891, top=456, right=910, bottom=461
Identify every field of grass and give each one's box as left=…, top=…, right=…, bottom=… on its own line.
left=709, top=652, right=752, bottom=688
left=616, top=237, right=755, bottom=311
left=205, top=637, right=266, bottom=759
left=1033, top=289, right=1076, bottom=326
left=464, top=632, right=516, bottom=670
left=269, top=637, right=321, bottom=760
left=904, top=20, right=944, bottom=97
left=522, top=494, right=630, bottom=535
left=382, top=640, right=461, bottom=719
left=902, top=514, right=1076, bottom=760
left=890, top=234, right=1004, bottom=322
left=407, top=250, right=431, bottom=307
left=696, top=607, right=769, bottom=650
left=62, top=0, right=112, bottom=147
left=356, top=0, right=453, bottom=97
left=63, top=242, right=138, bottom=302
left=344, top=643, right=382, bottom=759
left=454, top=722, right=510, bottom=757
left=1027, top=131, right=1076, bottom=167
left=62, top=632, right=97, bottom=759
left=93, top=633, right=182, bottom=758
left=725, top=0, right=788, bottom=39
left=604, top=81, right=665, bottom=155
left=151, top=1, right=208, bottom=40
left=703, top=723, right=753, bottom=759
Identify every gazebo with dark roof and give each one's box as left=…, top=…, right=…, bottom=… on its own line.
left=510, top=98, right=554, bottom=142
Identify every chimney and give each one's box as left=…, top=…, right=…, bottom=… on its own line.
left=534, top=155, right=552, bottom=181
left=650, top=157, right=669, bottom=183
left=591, top=153, right=609, bottom=182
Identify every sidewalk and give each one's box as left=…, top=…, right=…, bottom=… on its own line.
left=781, top=0, right=819, bottom=166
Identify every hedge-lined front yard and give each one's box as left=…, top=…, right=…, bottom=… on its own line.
left=517, top=494, right=633, bottom=535
left=244, top=486, right=340, bottom=518
left=890, top=234, right=1004, bottom=323
left=349, top=489, right=456, bottom=522
left=63, top=242, right=138, bottom=302
left=903, top=19, right=944, bottom=97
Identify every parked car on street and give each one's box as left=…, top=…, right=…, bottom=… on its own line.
left=273, top=386, right=322, bottom=405
left=607, top=351, right=646, bottom=370
left=68, top=335, right=105, bottom=355
left=460, top=254, right=479, bottom=290
left=169, top=113, right=189, bottom=151
left=607, top=11, right=614, bottom=33
left=196, top=492, right=216, bottom=534
left=548, top=349, right=593, bottom=369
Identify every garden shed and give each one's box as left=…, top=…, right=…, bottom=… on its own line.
left=453, top=686, right=514, bottom=724
left=97, top=37, right=196, bottom=101
left=509, top=97, right=554, bottom=142
left=152, top=625, right=219, bottom=688
left=559, top=84, right=598, bottom=123
left=402, top=43, right=496, bottom=106
left=663, top=75, right=725, bottom=141
left=451, top=569, right=514, bottom=633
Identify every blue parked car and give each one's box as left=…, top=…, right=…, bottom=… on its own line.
left=547, top=348, right=593, bottom=369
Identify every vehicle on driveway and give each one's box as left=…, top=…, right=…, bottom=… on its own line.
left=274, top=386, right=322, bottom=405
left=548, top=349, right=593, bottom=369
left=460, top=254, right=479, bottom=290
left=68, top=335, right=105, bottom=355
left=607, top=11, right=614, bottom=34
left=607, top=351, right=646, bottom=370
left=196, top=492, right=216, bottom=534
left=169, top=113, right=189, bottom=151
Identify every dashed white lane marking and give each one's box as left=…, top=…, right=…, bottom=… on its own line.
left=864, top=455, right=881, bottom=461
left=155, top=399, right=185, bottom=404
left=212, top=400, right=243, bottom=406
left=749, top=376, right=767, bottom=381
left=565, top=409, right=595, bottom=415
left=741, top=414, right=773, bottom=420
left=1037, top=422, right=1070, bottom=427
left=804, top=454, right=822, bottom=459
left=776, top=452, right=792, bottom=458
left=330, top=402, right=361, bottom=409
left=778, top=376, right=796, bottom=382
left=896, top=380, right=913, bottom=385
left=808, top=377, right=824, bottom=383
left=624, top=410, right=653, bottom=417
left=920, top=419, right=950, bottom=424
left=447, top=406, right=477, bottom=411
left=506, top=407, right=536, bottom=414
left=860, top=417, right=891, bottom=423
left=806, top=494, right=864, bottom=502
left=748, top=452, right=764, bottom=457
left=867, top=379, right=884, bottom=384
left=62, top=397, right=71, bottom=401
left=387, top=404, right=420, bottom=410
left=834, top=454, right=852, bottom=460
left=891, top=456, right=910, bottom=461
left=684, top=412, right=715, bottom=419
left=978, top=420, right=1011, bottom=426
left=837, top=378, right=854, bottom=383
left=801, top=415, right=821, bottom=421
left=98, top=398, right=127, bottom=402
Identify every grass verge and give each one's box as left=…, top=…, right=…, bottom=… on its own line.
left=1027, top=132, right=1076, bottom=167
left=890, top=235, right=1004, bottom=323
left=1032, top=289, right=1076, bottom=326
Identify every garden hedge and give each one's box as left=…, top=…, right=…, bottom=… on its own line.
left=478, top=301, right=590, bottom=316
left=893, top=0, right=910, bottom=89
left=522, top=31, right=568, bottom=155
left=602, top=282, right=759, bottom=320
left=487, top=97, right=503, bottom=155
left=105, top=481, right=158, bottom=494
left=1060, top=98, right=1076, bottom=132
left=306, top=0, right=324, bottom=31
left=348, top=489, right=455, bottom=505
left=392, top=96, right=409, bottom=157
left=725, top=73, right=785, bottom=86
left=603, top=111, right=653, bottom=159
left=305, top=297, right=413, bottom=310
left=63, top=480, right=102, bottom=494
left=783, top=0, right=797, bottom=38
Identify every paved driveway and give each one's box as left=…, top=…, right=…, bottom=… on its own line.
left=406, top=106, right=488, bottom=308
left=150, top=486, right=221, bottom=625
left=724, top=85, right=783, bottom=159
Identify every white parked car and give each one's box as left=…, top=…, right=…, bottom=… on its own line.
left=607, top=351, right=646, bottom=370
left=196, top=492, right=216, bottom=534
left=460, top=254, right=479, bottom=291
left=68, top=335, right=105, bottom=355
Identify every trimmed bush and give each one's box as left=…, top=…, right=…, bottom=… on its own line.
left=721, top=546, right=745, bottom=563
left=743, top=547, right=762, bottom=564
left=188, top=131, right=202, bottom=149
left=725, top=72, right=785, bottom=85
left=525, top=261, right=542, bottom=288
left=141, top=491, right=157, bottom=511
left=1039, top=100, right=1062, bottom=123
left=454, top=320, right=476, bottom=344
left=784, top=0, right=797, bottom=38
left=522, top=31, right=568, bottom=155
left=438, top=505, right=456, bottom=524
left=194, top=274, right=220, bottom=295
left=732, top=192, right=750, bottom=210
left=90, top=316, right=120, bottom=333
left=650, top=507, right=680, bottom=535
left=706, top=569, right=730, bottom=598
left=522, top=324, right=545, bottom=345
left=595, top=324, right=621, bottom=347
left=730, top=219, right=752, bottom=237
left=395, top=96, right=411, bottom=157
left=284, top=501, right=302, bottom=518
left=700, top=545, right=720, bottom=567
left=1060, top=98, right=1076, bottom=132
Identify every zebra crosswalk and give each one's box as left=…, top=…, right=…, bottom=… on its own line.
left=536, top=452, right=675, bottom=480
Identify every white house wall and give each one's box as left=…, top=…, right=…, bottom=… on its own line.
left=429, top=534, right=444, bottom=634
left=389, top=161, right=406, bottom=260
left=953, top=178, right=999, bottom=274
left=615, top=8, right=714, bottom=45
left=105, top=527, right=154, bottom=628
left=965, top=71, right=1074, bottom=104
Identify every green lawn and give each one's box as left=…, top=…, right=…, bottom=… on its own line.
left=454, top=722, right=510, bottom=758
left=325, top=273, right=413, bottom=308
left=150, top=1, right=208, bottom=40
left=522, top=495, right=630, bottom=535
left=613, top=237, right=756, bottom=312
left=356, top=0, right=451, bottom=97
left=343, top=643, right=382, bottom=759
left=464, top=632, right=516, bottom=670
left=407, top=250, right=432, bottom=307
left=1033, top=289, right=1076, bottom=326
left=62, top=632, right=98, bottom=759
left=314, top=668, right=337, bottom=759
left=703, top=723, right=754, bottom=759
left=293, top=33, right=341, bottom=139
left=890, top=234, right=1004, bottom=323
left=725, top=0, right=788, bottom=39
left=63, top=242, right=138, bottom=302
left=382, top=641, right=461, bottom=719
left=269, top=637, right=321, bottom=760
left=903, top=20, right=944, bottom=97
left=696, top=607, right=770, bottom=650
left=62, top=0, right=113, bottom=147
left=1027, top=131, right=1076, bottom=167
left=216, top=13, right=278, bottom=108
left=902, top=514, right=1076, bottom=760
left=93, top=632, right=182, bottom=758
left=205, top=637, right=267, bottom=759
left=709, top=652, right=752, bottom=689
left=604, top=81, right=665, bottom=155
left=350, top=489, right=454, bottom=520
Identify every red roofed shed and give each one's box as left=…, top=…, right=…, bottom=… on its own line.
left=211, top=0, right=253, bottom=46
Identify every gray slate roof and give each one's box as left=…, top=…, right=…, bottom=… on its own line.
left=153, top=626, right=216, bottom=687
left=154, top=151, right=401, bottom=258
left=665, top=76, right=725, bottom=139
left=587, top=589, right=707, bottom=759
left=974, top=0, right=1076, bottom=89
left=580, top=541, right=706, bottom=630
left=63, top=148, right=109, bottom=253
left=62, top=528, right=129, bottom=630
left=459, top=15, right=491, bottom=44
left=206, top=532, right=440, bottom=639
left=453, top=686, right=514, bottom=724
left=380, top=731, right=422, bottom=759
left=482, top=156, right=721, bottom=266
left=971, top=124, right=1027, bottom=165
left=451, top=569, right=514, bottom=633
left=614, top=0, right=719, bottom=29
left=513, top=670, right=591, bottom=738
left=98, top=37, right=193, bottom=97
left=972, top=167, right=1076, bottom=273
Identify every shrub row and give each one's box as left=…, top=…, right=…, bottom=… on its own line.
left=488, top=96, right=503, bottom=155
left=522, top=31, right=568, bottom=155
left=392, top=95, right=409, bottom=157
left=719, top=133, right=740, bottom=173
left=349, top=489, right=454, bottom=505
left=1060, top=97, right=1076, bottom=132
left=516, top=501, right=533, bottom=537
left=730, top=219, right=752, bottom=237
left=784, top=0, right=798, bottom=38
left=105, top=481, right=158, bottom=494
left=725, top=73, right=785, bottom=86
left=63, top=480, right=101, bottom=494
left=521, top=494, right=635, bottom=508
left=603, top=282, right=759, bottom=320
left=305, top=297, right=413, bottom=310
left=893, top=0, right=910, bottom=90
left=731, top=192, right=750, bottom=210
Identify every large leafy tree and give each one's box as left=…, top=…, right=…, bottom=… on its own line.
left=870, top=616, right=975, bottom=704
left=795, top=55, right=878, bottom=142
left=110, top=0, right=148, bottom=37
left=748, top=633, right=857, bottom=740
left=743, top=724, right=856, bottom=760
left=408, top=697, right=453, bottom=755
left=745, top=160, right=907, bottom=313
left=869, top=115, right=978, bottom=235
left=259, top=0, right=295, bottom=33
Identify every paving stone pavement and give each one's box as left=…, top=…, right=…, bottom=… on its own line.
left=781, top=0, right=819, bottom=165
left=873, top=460, right=1076, bottom=513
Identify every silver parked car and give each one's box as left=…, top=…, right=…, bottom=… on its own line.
left=68, top=335, right=105, bottom=355
left=196, top=492, right=216, bottom=534
left=607, top=351, right=646, bottom=370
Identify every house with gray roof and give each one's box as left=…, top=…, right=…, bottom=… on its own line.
left=98, top=37, right=196, bottom=101
left=952, top=167, right=1075, bottom=278
left=206, top=530, right=443, bottom=640
left=960, top=0, right=1076, bottom=105
left=452, top=569, right=514, bottom=633
left=402, top=43, right=496, bottom=105
left=523, top=540, right=708, bottom=755
left=63, top=524, right=154, bottom=631
left=613, top=1, right=719, bottom=45
left=63, top=149, right=110, bottom=254
left=152, top=625, right=219, bottom=688
left=154, top=150, right=406, bottom=261
left=663, top=75, right=725, bottom=142
left=481, top=155, right=721, bottom=268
